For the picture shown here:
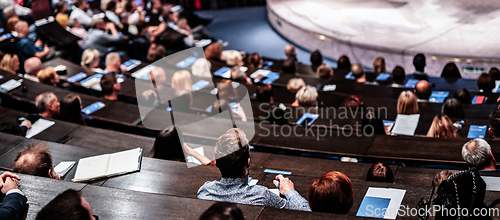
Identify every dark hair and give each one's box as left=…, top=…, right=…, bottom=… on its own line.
left=489, top=110, right=500, bottom=138
left=0, top=122, right=23, bottom=136
left=310, top=50, right=323, bottom=66
left=54, top=1, right=66, bottom=14
left=151, top=125, right=185, bottom=161
left=442, top=98, right=464, bottom=120
left=477, top=73, right=495, bottom=92
left=106, top=0, right=117, bottom=11
left=362, top=110, right=386, bottom=135
left=36, top=189, right=92, bottom=220
left=392, top=66, right=405, bottom=84
left=215, top=128, right=250, bottom=178
left=308, top=171, right=354, bottom=214
left=454, top=89, right=472, bottom=104
left=74, top=0, right=85, bottom=8
left=125, top=1, right=134, bottom=12
left=366, top=162, right=394, bottom=183
left=100, top=72, right=117, bottom=96
left=413, top=53, right=426, bottom=72
left=59, top=94, right=85, bottom=125
left=199, top=202, right=244, bottom=220
left=441, top=62, right=461, bottom=78
left=282, top=59, right=296, bottom=74
left=12, top=143, right=53, bottom=177
left=256, top=85, right=273, bottom=103
left=147, top=45, right=166, bottom=63
left=337, top=55, right=351, bottom=70
left=248, top=52, right=261, bottom=68
left=266, top=104, right=288, bottom=125
left=489, top=67, right=500, bottom=81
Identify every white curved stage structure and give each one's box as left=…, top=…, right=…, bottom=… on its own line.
left=267, top=0, right=500, bottom=78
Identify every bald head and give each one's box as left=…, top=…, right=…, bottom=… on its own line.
left=24, top=57, right=42, bottom=76
left=12, top=143, right=59, bottom=179
left=285, top=44, right=296, bottom=60
left=351, top=64, right=364, bottom=78
left=415, top=80, right=432, bottom=99
left=14, top=20, right=29, bottom=36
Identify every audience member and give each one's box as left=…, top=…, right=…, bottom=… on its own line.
left=337, top=55, right=351, bottom=70
left=35, top=189, right=96, bottom=220
left=231, top=66, right=252, bottom=85
left=372, top=57, right=386, bottom=76
left=361, top=110, right=389, bottom=135
left=81, top=49, right=102, bottom=73
left=205, top=43, right=223, bottom=61
left=286, top=78, right=305, bottom=94
left=6, top=16, right=19, bottom=33
left=0, top=53, right=19, bottom=74
left=442, top=98, right=465, bottom=120
left=15, top=21, right=50, bottom=59
left=364, top=72, right=378, bottom=85
left=0, top=0, right=30, bottom=19
left=308, top=171, right=353, bottom=214
left=462, top=139, right=496, bottom=171
left=413, top=53, right=428, bottom=80
left=0, top=121, right=31, bottom=136
left=2, top=6, right=16, bottom=22
left=12, top=143, right=61, bottom=179
left=37, top=67, right=59, bottom=87
left=489, top=67, right=500, bottom=81
left=35, top=92, right=60, bottom=118
left=397, top=91, right=419, bottom=115
left=441, top=62, right=461, bottom=78
left=391, top=66, right=405, bottom=87
left=317, top=63, right=333, bottom=79
left=247, top=52, right=263, bottom=69
left=67, top=19, right=88, bottom=48
left=351, top=63, right=365, bottom=83
left=103, top=0, right=120, bottom=25
left=344, top=95, right=364, bottom=110
left=366, top=161, right=394, bottom=183
left=199, top=202, right=244, bottom=220
left=70, top=0, right=93, bottom=27
left=255, top=84, right=273, bottom=103
left=198, top=128, right=311, bottom=211
left=284, top=44, right=297, bottom=61
left=150, top=66, right=167, bottom=89
left=489, top=110, right=500, bottom=140
left=427, top=114, right=458, bottom=138
left=104, top=52, right=125, bottom=74
left=224, top=50, right=244, bottom=66
left=0, top=171, right=27, bottom=220
left=54, top=1, right=69, bottom=28
left=295, top=85, right=317, bottom=107
left=415, top=80, right=432, bottom=102
left=59, top=93, right=86, bottom=125
left=171, top=70, right=193, bottom=96
left=147, top=44, right=166, bottom=63
left=282, top=58, right=296, bottom=75
left=212, top=80, right=247, bottom=122
left=23, top=57, right=42, bottom=81
left=100, top=72, right=120, bottom=100
left=84, top=18, right=124, bottom=57
left=310, top=50, right=323, bottom=72
left=454, top=88, right=472, bottom=104
left=191, top=58, right=211, bottom=78
left=477, top=73, right=495, bottom=93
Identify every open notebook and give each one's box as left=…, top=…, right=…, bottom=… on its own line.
left=73, top=148, right=143, bottom=182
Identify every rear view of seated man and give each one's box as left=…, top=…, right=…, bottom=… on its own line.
left=23, top=57, right=42, bottom=82
left=36, top=189, right=96, bottom=220
left=198, top=128, right=311, bottom=211
left=104, top=52, right=126, bottom=75
left=462, top=138, right=496, bottom=171
left=100, top=72, right=120, bottom=100
left=415, top=80, right=432, bottom=102
left=35, top=92, right=60, bottom=119
left=351, top=63, right=365, bottom=83
left=12, top=143, right=61, bottom=179
left=0, top=171, right=27, bottom=220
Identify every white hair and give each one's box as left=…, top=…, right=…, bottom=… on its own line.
left=35, top=92, right=56, bottom=113
left=462, top=138, right=492, bottom=169
left=295, top=85, right=318, bottom=107
left=191, top=58, right=211, bottom=78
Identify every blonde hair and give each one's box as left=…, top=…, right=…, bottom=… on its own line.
left=397, top=91, right=419, bottom=114
left=287, top=78, right=306, bottom=93
left=81, top=49, right=100, bottom=67
left=373, top=57, right=386, bottom=75
left=37, top=67, right=58, bottom=86
left=0, top=54, right=18, bottom=73
left=191, top=58, right=211, bottom=78
left=427, top=114, right=458, bottom=138
left=6, top=16, right=19, bottom=33
left=171, top=70, right=193, bottom=94
left=295, top=85, right=318, bottom=107
left=223, top=50, right=243, bottom=66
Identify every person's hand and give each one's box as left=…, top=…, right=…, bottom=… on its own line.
left=35, top=40, right=42, bottom=47
left=43, top=45, right=50, bottom=53
left=106, top=22, right=115, bottom=30
left=183, top=144, right=194, bottom=156
left=21, top=120, right=31, bottom=129
left=1, top=177, right=20, bottom=194
left=0, top=172, right=20, bottom=183
left=273, top=174, right=295, bottom=196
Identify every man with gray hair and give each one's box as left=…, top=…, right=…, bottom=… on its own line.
left=104, top=52, right=126, bottom=75
left=462, top=138, right=496, bottom=171
left=351, top=63, right=366, bottom=83
left=35, top=92, right=60, bottom=118
left=23, top=57, right=42, bottom=82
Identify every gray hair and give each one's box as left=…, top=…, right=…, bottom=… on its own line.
left=105, top=52, right=120, bottom=68
left=35, top=92, right=57, bottom=113
left=351, top=63, right=364, bottom=79
left=295, top=85, right=318, bottom=107
left=462, top=138, right=492, bottom=170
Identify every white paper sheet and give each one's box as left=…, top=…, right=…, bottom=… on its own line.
left=26, top=119, right=55, bottom=138
left=482, top=176, right=500, bottom=191
left=186, top=146, right=204, bottom=165
left=106, top=148, right=142, bottom=175
left=54, top=161, right=76, bottom=177
left=248, top=179, right=258, bottom=186
left=391, top=114, right=420, bottom=136
left=364, top=187, right=406, bottom=219
left=73, top=154, right=110, bottom=182
left=1, top=79, right=21, bottom=91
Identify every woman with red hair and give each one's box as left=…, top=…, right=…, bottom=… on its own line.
left=308, top=171, right=354, bottom=214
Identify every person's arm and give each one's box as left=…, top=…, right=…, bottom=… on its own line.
left=183, top=144, right=211, bottom=165
left=34, top=45, right=50, bottom=59
left=264, top=175, right=311, bottom=211
left=0, top=173, right=27, bottom=220
left=13, top=4, right=31, bottom=16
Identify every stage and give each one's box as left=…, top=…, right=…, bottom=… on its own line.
left=267, top=0, right=500, bottom=78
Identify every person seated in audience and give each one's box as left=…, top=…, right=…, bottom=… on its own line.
left=15, top=21, right=50, bottom=59
left=397, top=91, right=419, bottom=115
left=310, top=50, right=323, bottom=72
left=441, top=62, right=461, bottom=78
left=366, top=161, right=394, bottom=183
left=212, top=80, right=247, bottom=121
left=256, top=84, right=273, bottom=103
left=489, top=109, right=500, bottom=140
left=317, top=64, right=333, bottom=79
left=391, top=66, right=405, bottom=88
left=489, top=67, right=500, bottom=81
left=6, top=16, right=19, bottom=33
left=361, top=109, right=389, bottom=135
left=36, top=189, right=97, bottom=220
left=67, top=19, right=88, bottom=49
left=84, top=18, right=125, bottom=58
left=337, top=55, right=351, bottom=70
left=35, top=92, right=60, bottom=119
left=284, top=44, right=297, bottom=62
left=104, top=52, right=126, bottom=75
left=0, top=0, right=30, bottom=20
left=103, top=0, right=121, bottom=26
left=427, top=114, right=458, bottom=138
left=59, top=93, right=86, bottom=125
left=477, top=73, right=495, bottom=93
left=247, top=52, right=263, bottom=70
left=308, top=171, right=353, bottom=214
left=199, top=202, right=244, bottom=220
left=198, top=128, right=311, bottom=211
left=55, top=1, right=69, bottom=29
left=191, top=58, right=211, bottom=78
left=81, top=49, right=103, bottom=73
left=12, top=143, right=61, bottom=179
left=147, top=44, right=166, bottom=63
left=281, top=58, right=296, bottom=75
left=150, top=66, right=167, bottom=90
left=364, top=72, right=379, bottom=86
left=372, top=57, right=386, bottom=76
left=23, top=57, right=42, bottom=82
left=0, top=121, right=31, bottom=137
left=120, top=1, right=146, bottom=35
left=0, top=171, right=27, bottom=220
left=69, top=0, right=93, bottom=27
left=171, top=70, right=193, bottom=96
left=100, top=72, right=121, bottom=101
left=344, top=95, right=364, bottom=110
left=149, top=125, right=211, bottom=165
left=231, top=67, right=252, bottom=85
left=0, top=54, right=19, bottom=74
left=293, top=85, right=317, bottom=107
left=224, top=50, right=244, bottom=67
left=442, top=98, right=465, bottom=120
left=415, top=80, right=432, bottom=102
left=432, top=170, right=453, bottom=188
left=413, top=53, right=428, bottom=80
left=454, top=88, right=472, bottom=104
left=37, top=67, right=60, bottom=87
left=462, top=138, right=496, bottom=171
left=351, top=63, right=366, bottom=83
left=205, top=43, right=224, bottom=64
left=286, top=78, right=305, bottom=94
